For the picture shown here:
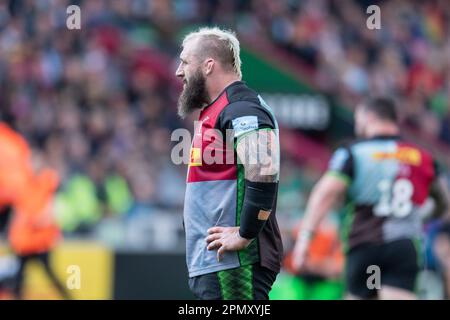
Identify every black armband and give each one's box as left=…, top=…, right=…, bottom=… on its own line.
left=239, top=180, right=278, bottom=240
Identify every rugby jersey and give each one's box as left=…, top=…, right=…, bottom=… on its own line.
left=327, top=135, right=438, bottom=251
left=183, top=81, right=283, bottom=278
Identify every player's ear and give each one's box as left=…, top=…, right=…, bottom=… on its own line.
left=204, top=58, right=214, bottom=76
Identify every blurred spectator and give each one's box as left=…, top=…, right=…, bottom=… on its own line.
left=9, top=167, right=70, bottom=300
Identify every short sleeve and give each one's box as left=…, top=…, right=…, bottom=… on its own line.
left=217, top=101, right=276, bottom=139
left=326, top=147, right=353, bottom=184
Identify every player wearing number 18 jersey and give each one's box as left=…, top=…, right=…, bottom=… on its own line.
left=293, top=97, right=449, bottom=299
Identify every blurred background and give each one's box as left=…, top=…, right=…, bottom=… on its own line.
left=0, top=0, right=449, bottom=299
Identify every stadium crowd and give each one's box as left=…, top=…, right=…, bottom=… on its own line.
left=250, top=0, right=450, bottom=144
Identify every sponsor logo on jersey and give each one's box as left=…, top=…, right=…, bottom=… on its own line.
left=189, top=147, right=202, bottom=167
left=373, top=147, right=421, bottom=166
left=232, top=116, right=258, bottom=138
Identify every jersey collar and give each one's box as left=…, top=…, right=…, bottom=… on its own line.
left=202, top=80, right=244, bottom=111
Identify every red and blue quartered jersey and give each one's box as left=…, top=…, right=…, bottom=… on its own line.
left=327, top=135, right=438, bottom=252
left=183, top=81, right=283, bottom=278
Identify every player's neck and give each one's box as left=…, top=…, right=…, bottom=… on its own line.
left=206, top=74, right=240, bottom=104
left=366, top=122, right=400, bottom=138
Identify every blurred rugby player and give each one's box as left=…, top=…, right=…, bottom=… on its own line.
left=293, top=97, right=449, bottom=299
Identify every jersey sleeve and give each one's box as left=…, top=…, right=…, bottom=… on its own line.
left=326, top=146, right=354, bottom=184
left=217, top=101, right=276, bottom=139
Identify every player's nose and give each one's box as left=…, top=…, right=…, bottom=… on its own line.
left=175, top=64, right=184, bottom=78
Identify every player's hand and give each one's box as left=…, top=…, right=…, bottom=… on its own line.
left=206, top=226, right=252, bottom=262
left=292, top=237, right=310, bottom=272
